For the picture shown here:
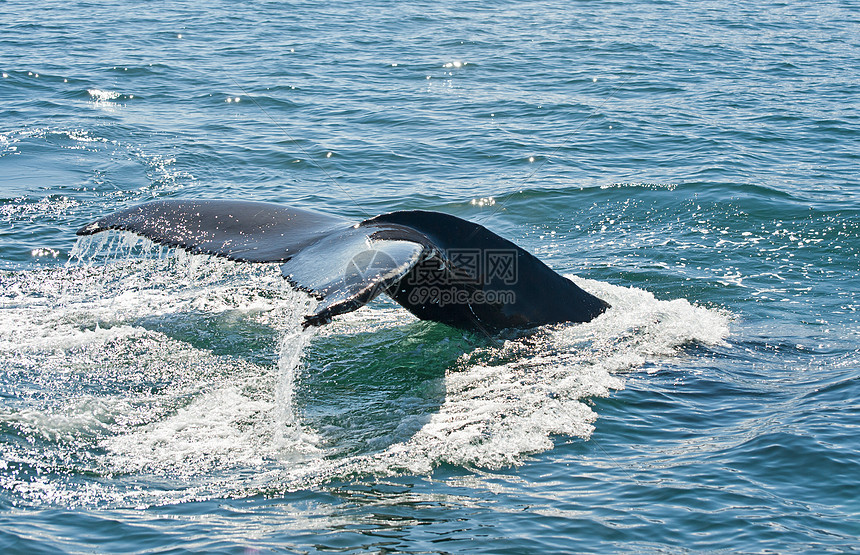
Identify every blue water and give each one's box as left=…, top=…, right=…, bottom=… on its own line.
left=2, top=0, right=859, bottom=552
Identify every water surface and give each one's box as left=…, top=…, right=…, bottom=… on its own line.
left=1, top=0, right=858, bottom=552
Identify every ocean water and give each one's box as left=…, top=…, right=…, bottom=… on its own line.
left=1, top=0, right=858, bottom=552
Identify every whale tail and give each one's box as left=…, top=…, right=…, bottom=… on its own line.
left=77, top=200, right=609, bottom=332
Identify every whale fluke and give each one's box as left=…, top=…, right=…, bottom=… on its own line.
left=77, top=199, right=609, bottom=332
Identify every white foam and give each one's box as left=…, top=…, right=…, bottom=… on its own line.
left=1, top=241, right=731, bottom=505
left=2, top=245, right=322, bottom=500
left=87, top=88, right=122, bottom=101
left=280, top=276, right=731, bottom=482
left=107, top=386, right=277, bottom=475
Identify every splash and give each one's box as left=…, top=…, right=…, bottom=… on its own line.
left=256, top=278, right=731, bottom=492
left=288, top=277, right=731, bottom=481
left=1, top=235, right=731, bottom=506
left=87, top=89, right=123, bottom=101
left=271, top=328, right=321, bottom=454
left=1, top=236, right=318, bottom=506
